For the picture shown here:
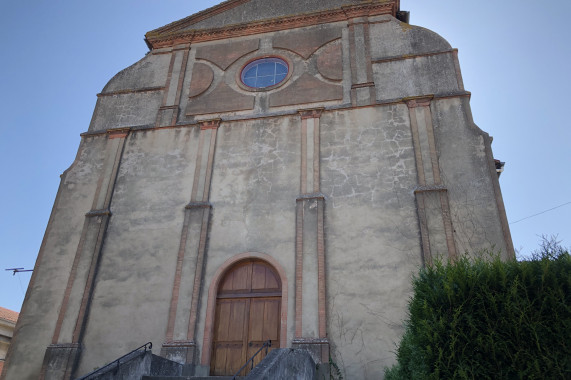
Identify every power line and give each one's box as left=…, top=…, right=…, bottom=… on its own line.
left=18, top=274, right=25, bottom=295
left=510, top=201, right=571, bottom=225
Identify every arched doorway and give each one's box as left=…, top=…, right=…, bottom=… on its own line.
left=210, top=259, right=282, bottom=376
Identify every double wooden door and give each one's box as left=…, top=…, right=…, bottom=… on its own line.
left=210, top=260, right=281, bottom=376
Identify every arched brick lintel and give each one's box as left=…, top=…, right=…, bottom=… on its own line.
left=200, top=252, right=288, bottom=366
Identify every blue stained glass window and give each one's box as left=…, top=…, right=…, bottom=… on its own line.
left=241, top=58, right=289, bottom=89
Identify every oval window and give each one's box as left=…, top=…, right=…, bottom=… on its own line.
left=241, top=58, right=289, bottom=89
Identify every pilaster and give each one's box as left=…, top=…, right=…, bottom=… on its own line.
left=406, top=97, right=457, bottom=264
left=40, top=128, right=130, bottom=380
left=293, top=109, right=329, bottom=364
left=156, top=44, right=191, bottom=127
left=161, top=119, right=220, bottom=370
left=346, top=15, right=376, bottom=107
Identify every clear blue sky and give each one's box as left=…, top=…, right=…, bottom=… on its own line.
left=1, top=1, right=570, bottom=312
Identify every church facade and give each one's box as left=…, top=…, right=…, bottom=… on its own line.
left=3, top=1, right=514, bottom=379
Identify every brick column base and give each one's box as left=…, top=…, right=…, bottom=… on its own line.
left=292, top=338, right=329, bottom=363
left=39, top=343, right=81, bottom=380
left=292, top=338, right=330, bottom=378
left=160, top=341, right=197, bottom=376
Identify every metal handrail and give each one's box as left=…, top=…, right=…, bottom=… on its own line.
left=75, top=342, right=153, bottom=380
left=231, top=339, right=272, bottom=380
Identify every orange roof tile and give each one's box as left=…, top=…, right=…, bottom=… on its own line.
left=0, top=307, right=19, bottom=323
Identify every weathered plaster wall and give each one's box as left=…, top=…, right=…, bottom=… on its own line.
left=3, top=136, right=107, bottom=380
left=369, top=20, right=452, bottom=59
left=89, top=92, right=164, bottom=132
left=196, top=116, right=300, bottom=349
left=75, top=128, right=201, bottom=376
left=373, top=55, right=460, bottom=100
left=101, top=54, right=171, bottom=94
left=432, top=98, right=510, bottom=256
left=72, top=115, right=301, bottom=375
left=321, top=106, right=421, bottom=377
left=88, top=53, right=170, bottom=132
left=370, top=18, right=461, bottom=101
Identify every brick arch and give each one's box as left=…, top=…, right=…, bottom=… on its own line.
left=200, top=252, right=288, bottom=367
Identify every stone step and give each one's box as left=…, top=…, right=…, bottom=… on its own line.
left=142, top=377, right=244, bottom=380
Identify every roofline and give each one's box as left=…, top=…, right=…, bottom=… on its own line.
left=148, top=0, right=251, bottom=36
left=145, top=0, right=400, bottom=49
left=0, top=318, right=17, bottom=325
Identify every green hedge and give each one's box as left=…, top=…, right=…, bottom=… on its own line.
left=385, top=248, right=571, bottom=379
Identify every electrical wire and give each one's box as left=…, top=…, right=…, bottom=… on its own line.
left=18, top=274, right=25, bottom=295
left=510, top=201, right=571, bottom=225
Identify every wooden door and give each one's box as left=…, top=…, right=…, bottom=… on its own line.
left=211, top=260, right=281, bottom=376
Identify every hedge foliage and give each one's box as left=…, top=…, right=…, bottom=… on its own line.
left=385, top=246, right=571, bottom=379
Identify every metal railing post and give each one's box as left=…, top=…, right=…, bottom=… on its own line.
left=75, top=342, right=152, bottom=380
left=231, top=339, right=272, bottom=380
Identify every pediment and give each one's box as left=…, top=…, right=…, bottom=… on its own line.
left=146, top=0, right=400, bottom=49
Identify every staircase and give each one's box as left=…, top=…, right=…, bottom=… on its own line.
left=77, top=346, right=317, bottom=380
left=142, top=377, right=243, bottom=380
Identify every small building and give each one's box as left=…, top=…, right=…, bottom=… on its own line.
left=0, top=307, right=18, bottom=376
left=3, top=1, right=514, bottom=379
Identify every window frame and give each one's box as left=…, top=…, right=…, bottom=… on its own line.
left=236, top=56, right=292, bottom=92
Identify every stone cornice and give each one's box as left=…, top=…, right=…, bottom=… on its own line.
left=185, top=201, right=213, bottom=209
left=292, top=337, right=330, bottom=344
left=145, top=1, right=398, bottom=49
left=85, top=209, right=112, bottom=217
left=79, top=90, right=471, bottom=139
left=107, top=127, right=131, bottom=139
left=161, top=340, right=196, bottom=347
left=97, top=86, right=164, bottom=98
left=200, top=118, right=222, bottom=130
left=297, top=193, right=326, bottom=201
left=414, top=184, right=447, bottom=194
left=372, top=49, right=457, bottom=65
left=298, top=107, right=324, bottom=119
left=404, top=95, right=434, bottom=108
left=47, top=343, right=81, bottom=349
left=149, top=0, right=251, bottom=36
